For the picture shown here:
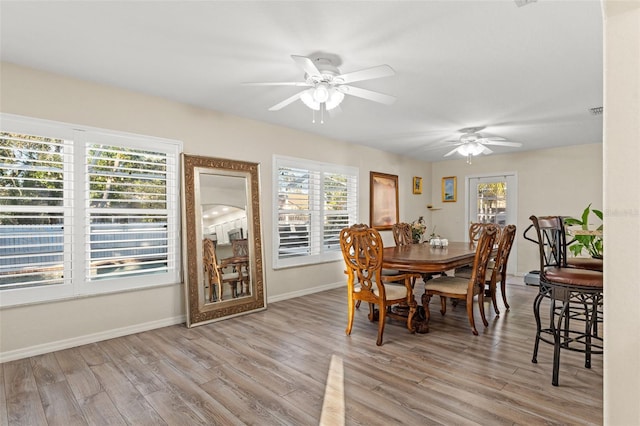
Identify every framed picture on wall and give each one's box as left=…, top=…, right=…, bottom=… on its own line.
left=442, top=176, right=457, bottom=202
left=370, top=171, right=399, bottom=230
left=413, top=176, right=423, bottom=194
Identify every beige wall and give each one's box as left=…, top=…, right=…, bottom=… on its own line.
left=0, top=60, right=609, bottom=371
left=0, top=62, right=431, bottom=359
left=603, top=1, right=640, bottom=423
left=2, top=5, right=638, bottom=422
left=429, top=144, right=603, bottom=276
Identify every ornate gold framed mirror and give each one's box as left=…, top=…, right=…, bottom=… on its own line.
left=181, top=154, right=266, bottom=327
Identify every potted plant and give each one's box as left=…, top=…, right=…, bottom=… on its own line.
left=564, top=203, right=603, bottom=258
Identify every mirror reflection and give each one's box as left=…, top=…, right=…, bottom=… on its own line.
left=200, top=174, right=251, bottom=303
left=182, top=154, right=266, bottom=327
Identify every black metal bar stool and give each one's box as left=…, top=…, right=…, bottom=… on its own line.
left=528, top=215, right=604, bottom=386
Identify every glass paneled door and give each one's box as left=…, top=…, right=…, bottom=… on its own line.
left=467, top=174, right=517, bottom=273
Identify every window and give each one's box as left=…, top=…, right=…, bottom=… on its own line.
left=273, top=155, right=358, bottom=268
left=0, top=114, right=182, bottom=307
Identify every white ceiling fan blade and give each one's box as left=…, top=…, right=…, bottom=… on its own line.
left=481, top=140, right=523, bottom=147
left=291, top=55, right=321, bottom=77
left=337, top=64, right=395, bottom=84
left=443, top=147, right=460, bottom=157
left=481, top=145, right=494, bottom=154
left=243, top=81, right=312, bottom=87
left=338, top=85, right=396, bottom=105
left=420, top=143, right=456, bottom=152
left=268, top=89, right=309, bottom=111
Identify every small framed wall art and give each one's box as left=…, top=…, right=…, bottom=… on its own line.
left=442, top=176, right=457, bottom=202
left=412, top=176, right=423, bottom=194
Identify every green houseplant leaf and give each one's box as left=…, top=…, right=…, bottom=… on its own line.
left=565, top=203, right=603, bottom=258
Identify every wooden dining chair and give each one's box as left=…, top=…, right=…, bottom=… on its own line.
left=392, top=222, right=413, bottom=246
left=340, top=224, right=420, bottom=346
left=456, top=222, right=503, bottom=277
left=455, top=222, right=490, bottom=277
left=469, top=222, right=488, bottom=243
left=231, top=238, right=250, bottom=294
left=354, top=221, right=411, bottom=310
left=203, top=238, right=243, bottom=301
left=231, top=238, right=249, bottom=257
left=388, top=221, right=422, bottom=308
left=422, top=224, right=498, bottom=335
left=486, top=224, right=516, bottom=315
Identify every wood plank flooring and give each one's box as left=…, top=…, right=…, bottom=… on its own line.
left=1, top=278, right=603, bottom=425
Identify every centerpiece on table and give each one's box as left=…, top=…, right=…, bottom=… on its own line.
left=411, top=216, right=427, bottom=243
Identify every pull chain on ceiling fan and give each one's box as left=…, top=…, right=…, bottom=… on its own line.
left=243, top=54, right=396, bottom=123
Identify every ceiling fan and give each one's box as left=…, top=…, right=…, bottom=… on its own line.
left=443, top=126, right=523, bottom=163
left=243, top=54, right=396, bottom=123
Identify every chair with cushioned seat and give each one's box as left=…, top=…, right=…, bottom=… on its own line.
left=456, top=224, right=510, bottom=312
left=231, top=238, right=250, bottom=295
left=355, top=222, right=412, bottom=310
left=455, top=222, right=499, bottom=278
left=340, top=224, right=420, bottom=346
left=203, top=238, right=243, bottom=301
left=486, top=224, right=516, bottom=314
left=422, top=224, right=498, bottom=335
left=529, top=215, right=603, bottom=386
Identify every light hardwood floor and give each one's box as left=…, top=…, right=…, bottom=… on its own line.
left=1, top=279, right=603, bottom=425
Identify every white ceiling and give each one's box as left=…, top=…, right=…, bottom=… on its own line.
left=0, top=0, right=603, bottom=162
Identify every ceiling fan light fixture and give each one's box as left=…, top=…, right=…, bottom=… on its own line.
left=300, top=89, right=320, bottom=110
left=312, top=84, right=330, bottom=103
left=457, top=142, right=484, bottom=156
left=300, top=86, right=344, bottom=111
left=325, top=89, right=344, bottom=110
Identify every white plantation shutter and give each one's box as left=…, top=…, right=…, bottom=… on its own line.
left=273, top=156, right=358, bottom=268
left=0, top=133, right=73, bottom=292
left=323, top=171, right=357, bottom=250
left=85, top=144, right=174, bottom=281
left=0, top=114, right=181, bottom=306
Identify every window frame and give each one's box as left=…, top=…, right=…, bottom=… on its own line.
left=0, top=114, right=182, bottom=307
left=272, top=155, right=358, bottom=269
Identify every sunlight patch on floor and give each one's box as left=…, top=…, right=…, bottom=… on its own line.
left=319, top=354, right=345, bottom=426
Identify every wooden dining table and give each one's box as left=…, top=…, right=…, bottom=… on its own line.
left=382, top=241, right=480, bottom=274
left=382, top=241, right=482, bottom=333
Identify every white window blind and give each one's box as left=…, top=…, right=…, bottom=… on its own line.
left=86, top=144, right=173, bottom=281
left=0, top=114, right=181, bottom=307
left=273, top=155, right=358, bottom=269
left=0, top=133, right=72, bottom=291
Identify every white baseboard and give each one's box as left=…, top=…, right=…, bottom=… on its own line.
left=1, top=282, right=347, bottom=362
left=267, top=281, right=344, bottom=303
left=0, top=315, right=186, bottom=363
